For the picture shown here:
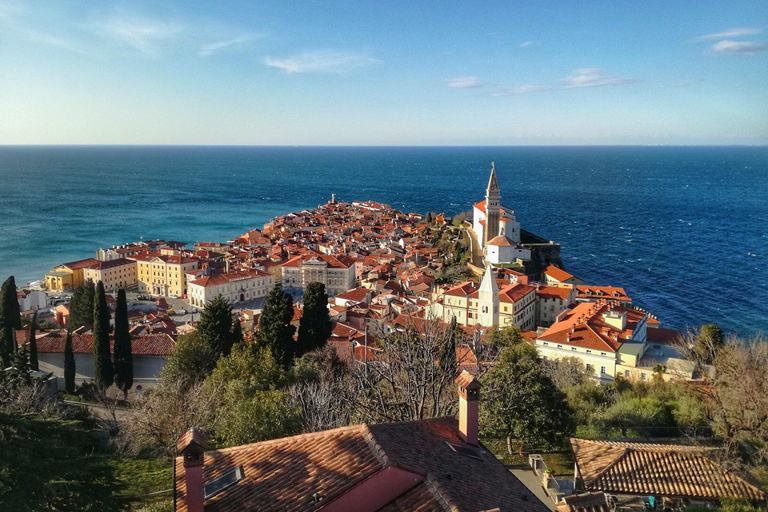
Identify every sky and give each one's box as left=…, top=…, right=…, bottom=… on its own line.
left=1, top=0, right=767, bottom=145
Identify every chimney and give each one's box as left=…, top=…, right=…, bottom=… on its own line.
left=177, top=427, right=209, bottom=512
left=455, top=370, right=482, bottom=445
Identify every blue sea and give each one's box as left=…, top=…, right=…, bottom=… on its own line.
left=0, top=146, right=766, bottom=335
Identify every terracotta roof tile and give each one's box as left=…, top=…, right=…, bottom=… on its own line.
left=571, top=439, right=766, bottom=501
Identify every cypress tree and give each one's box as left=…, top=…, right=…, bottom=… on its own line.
left=69, top=279, right=95, bottom=330
left=64, top=329, right=76, bottom=394
left=28, top=310, right=38, bottom=371
left=231, top=317, right=243, bottom=346
left=257, top=285, right=296, bottom=369
left=197, top=295, right=235, bottom=359
left=113, top=289, right=133, bottom=400
left=1, top=276, right=21, bottom=367
left=297, top=282, right=332, bottom=356
left=92, top=281, right=113, bottom=391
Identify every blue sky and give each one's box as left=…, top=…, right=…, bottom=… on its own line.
left=1, top=0, right=766, bottom=145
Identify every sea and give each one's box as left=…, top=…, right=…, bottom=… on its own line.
left=0, top=146, right=766, bottom=335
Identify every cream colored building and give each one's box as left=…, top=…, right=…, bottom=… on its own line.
left=44, top=258, right=100, bottom=291
left=535, top=301, right=649, bottom=383
left=535, top=285, right=576, bottom=327
left=188, top=270, right=274, bottom=308
left=281, top=251, right=356, bottom=295
left=431, top=266, right=536, bottom=330
left=131, top=251, right=201, bottom=298
left=82, top=258, right=138, bottom=293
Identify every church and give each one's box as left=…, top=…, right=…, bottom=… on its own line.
left=472, top=163, right=531, bottom=265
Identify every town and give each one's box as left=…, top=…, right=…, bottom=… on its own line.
left=1, top=164, right=765, bottom=512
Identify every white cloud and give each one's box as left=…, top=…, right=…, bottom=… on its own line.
left=447, top=77, right=482, bottom=89
left=560, top=68, right=639, bottom=88
left=710, top=40, right=767, bottom=55
left=264, top=51, right=380, bottom=73
left=493, top=68, right=639, bottom=96
left=519, top=41, right=539, bottom=48
left=95, top=13, right=183, bottom=57
left=199, top=33, right=263, bottom=57
left=492, top=85, right=553, bottom=96
left=693, top=28, right=762, bottom=41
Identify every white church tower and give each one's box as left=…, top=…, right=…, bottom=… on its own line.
left=476, top=265, right=499, bottom=327
left=484, top=162, right=502, bottom=248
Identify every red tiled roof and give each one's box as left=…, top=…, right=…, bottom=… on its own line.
left=537, top=286, right=573, bottom=301
left=538, top=301, right=646, bottom=352
left=190, top=269, right=269, bottom=287
left=571, top=439, right=766, bottom=501
left=34, top=332, right=175, bottom=356
left=576, top=286, right=630, bottom=301
left=498, top=283, right=535, bottom=304
left=60, top=258, right=100, bottom=270
left=543, top=265, right=575, bottom=282
left=282, top=251, right=355, bottom=269
left=556, top=492, right=610, bottom=512
left=335, top=288, right=371, bottom=302
left=487, top=235, right=515, bottom=247
left=175, top=418, right=548, bottom=512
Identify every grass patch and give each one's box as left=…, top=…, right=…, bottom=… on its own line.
left=480, top=437, right=574, bottom=476
left=111, top=455, right=174, bottom=509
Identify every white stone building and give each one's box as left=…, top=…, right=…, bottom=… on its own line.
left=187, top=269, right=274, bottom=308
left=82, top=258, right=138, bottom=293
left=535, top=301, right=649, bottom=383
left=281, top=251, right=356, bottom=295
left=472, top=163, right=523, bottom=255
left=34, top=331, right=175, bottom=390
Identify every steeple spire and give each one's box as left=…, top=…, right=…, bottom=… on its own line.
left=487, top=162, right=499, bottom=192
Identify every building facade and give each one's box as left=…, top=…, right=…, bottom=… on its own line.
left=187, top=269, right=275, bottom=308
left=82, top=258, right=138, bottom=293
left=132, top=252, right=201, bottom=297
left=281, top=251, right=356, bottom=295
left=44, top=258, right=100, bottom=291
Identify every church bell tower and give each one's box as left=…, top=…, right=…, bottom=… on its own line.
left=484, top=162, right=501, bottom=247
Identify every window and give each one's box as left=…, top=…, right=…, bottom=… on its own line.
left=585, top=364, right=593, bottom=372
left=601, top=352, right=607, bottom=356
left=625, top=370, right=631, bottom=377
left=641, top=373, right=647, bottom=381
left=557, top=345, right=563, bottom=349
left=571, top=347, right=577, bottom=351
left=600, top=366, right=606, bottom=374
left=586, top=349, right=592, bottom=354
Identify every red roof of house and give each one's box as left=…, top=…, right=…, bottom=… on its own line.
left=487, top=235, right=515, bottom=247
left=543, top=265, right=575, bottom=282
left=190, top=269, right=269, bottom=287
left=174, top=417, right=548, bottom=512
left=537, top=286, right=573, bottom=301
left=538, top=301, right=647, bottom=352
left=334, top=288, right=370, bottom=302
left=281, top=251, right=355, bottom=269
left=34, top=332, right=175, bottom=356
left=576, top=286, right=631, bottom=302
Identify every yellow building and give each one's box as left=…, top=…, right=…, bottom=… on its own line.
left=132, top=252, right=200, bottom=297
left=82, top=258, right=138, bottom=293
left=45, top=258, right=100, bottom=291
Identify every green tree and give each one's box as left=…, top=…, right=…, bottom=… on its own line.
left=92, top=281, right=113, bottom=391
left=160, top=332, right=216, bottom=389
left=69, top=279, right=95, bottom=330
left=27, top=310, right=38, bottom=371
left=203, top=343, right=281, bottom=395
left=297, top=282, right=332, bottom=356
left=693, top=324, right=724, bottom=364
left=215, top=389, right=301, bottom=447
left=487, top=325, right=525, bottom=348
left=1, top=276, right=22, bottom=368
left=113, top=289, right=133, bottom=400
left=256, top=285, right=296, bottom=369
left=197, top=295, right=235, bottom=359
left=595, top=396, right=675, bottom=437
left=64, top=329, right=76, bottom=394
left=231, top=317, right=243, bottom=346
left=481, top=343, right=576, bottom=451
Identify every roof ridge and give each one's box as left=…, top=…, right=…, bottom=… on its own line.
left=198, top=423, right=367, bottom=456
left=587, top=446, right=632, bottom=487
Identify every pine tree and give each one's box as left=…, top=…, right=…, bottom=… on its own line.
left=257, top=285, right=296, bottom=369
left=28, top=310, right=38, bottom=371
left=297, top=282, right=332, bottom=356
left=69, top=279, right=95, bottom=330
left=231, top=317, right=243, bottom=345
left=113, top=289, right=133, bottom=400
left=92, top=281, right=113, bottom=391
left=64, top=329, right=76, bottom=394
left=1, top=276, right=21, bottom=367
left=197, top=295, right=235, bottom=359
